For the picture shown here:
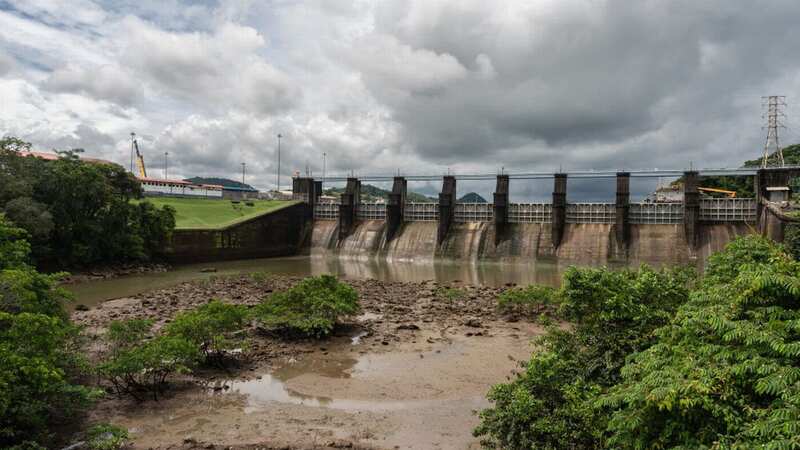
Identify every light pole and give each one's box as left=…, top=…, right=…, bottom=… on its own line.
left=241, top=162, right=246, bottom=185
left=164, top=152, right=169, bottom=179
left=276, top=133, right=282, bottom=191
left=322, top=151, right=327, bottom=190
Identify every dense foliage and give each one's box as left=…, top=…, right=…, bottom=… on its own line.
left=0, top=136, right=175, bottom=268
left=475, top=265, right=693, bottom=449
left=0, top=215, right=96, bottom=447
left=603, top=236, right=800, bottom=448
left=164, top=300, right=249, bottom=364
left=478, top=235, right=800, bottom=449
left=97, top=319, right=200, bottom=401
left=496, top=285, right=557, bottom=318
left=253, top=275, right=360, bottom=338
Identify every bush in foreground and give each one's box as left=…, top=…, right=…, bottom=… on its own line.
left=602, top=236, right=800, bottom=448
left=253, top=275, right=359, bottom=338
left=97, top=319, right=200, bottom=401
left=475, top=265, right=693, bottom=449
left=164, top=300, right=249, bottom=364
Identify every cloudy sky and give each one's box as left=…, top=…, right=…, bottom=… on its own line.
left=2, top=0, right=800, bottom=200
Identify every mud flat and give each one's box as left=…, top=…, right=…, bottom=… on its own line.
left=73, top=275, right=544, bottom=449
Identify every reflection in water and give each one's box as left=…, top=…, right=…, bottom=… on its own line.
left=218, top=338, right=471, bottom=413
left=66, top=255, right=565, bottom=308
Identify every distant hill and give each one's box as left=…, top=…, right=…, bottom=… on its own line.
left=458, top=192, right=487, bottom=203
left=184, top=177, right=255, bottom=191
left=323, top=184, right=436, bottom=202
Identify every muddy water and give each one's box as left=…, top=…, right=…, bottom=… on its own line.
left=66, top=255, right=563, bottom=308
left=98, top=324, right=542, bottom=449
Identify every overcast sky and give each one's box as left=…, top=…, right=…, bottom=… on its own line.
left=2, top=0, right=800, bottom=200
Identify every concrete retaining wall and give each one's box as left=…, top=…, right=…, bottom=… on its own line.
left=167, top=202, right=312, bottom=263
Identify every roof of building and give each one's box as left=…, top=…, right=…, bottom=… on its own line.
left=221, top=185, right=259, bottom=192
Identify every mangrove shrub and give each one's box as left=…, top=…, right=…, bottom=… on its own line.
left=253, top=275, right=359, bottom=338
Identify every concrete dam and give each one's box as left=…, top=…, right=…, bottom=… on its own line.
left=297, top=168, right=798, bottom=266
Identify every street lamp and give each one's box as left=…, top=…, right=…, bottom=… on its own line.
left=241, top=162, right=246, bottom=185
left=276, top=133, right=282, bottom=191
left=322, top=152, right=327, bottom=190
left=164, top=152, right=169, bottom=179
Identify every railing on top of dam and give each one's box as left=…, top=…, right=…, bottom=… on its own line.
left=509, top=203, right=552, bottom=223
left=312, top=198, right=758, bottom=224
left=405, top=202, right=439, bottom=221
left=630, top=202, right=684, bottom=224
left=699, top=198, right=757, bottom=222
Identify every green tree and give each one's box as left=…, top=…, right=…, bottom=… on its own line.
left=164, top=300, right=248, bottom=364
left=0, top=214, right=30, bottom=270
left=253, top=275, right=360, bottom=338
left=98, top=319, right=200, bottom=401
left=475, top=265, right=693, bottom=449
left=603, top=235, right=800, bottom=449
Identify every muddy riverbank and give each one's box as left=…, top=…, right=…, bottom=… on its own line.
left=73, top=275, right=543, bottom=449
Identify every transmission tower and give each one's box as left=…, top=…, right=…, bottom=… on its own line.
left=761, top=95, right=787, bottom=168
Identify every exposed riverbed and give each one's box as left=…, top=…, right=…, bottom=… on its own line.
left=65, top=255, right=565, bottom=309
left=73, top=273, right=546, bottom=449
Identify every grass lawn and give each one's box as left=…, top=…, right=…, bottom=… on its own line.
left=140, top=197, right=298, bottom=229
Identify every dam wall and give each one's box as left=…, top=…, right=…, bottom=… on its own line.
left=310, top=219, right=754, bottom=266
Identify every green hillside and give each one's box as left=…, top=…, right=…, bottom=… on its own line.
left=458, top=192, right=488, bottom=203
left=141, top=198, right=295, bottom=229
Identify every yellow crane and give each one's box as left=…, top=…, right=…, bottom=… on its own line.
left=698, top=187, right=736, bottom=198
left=130, top=133, right=147, bottom=178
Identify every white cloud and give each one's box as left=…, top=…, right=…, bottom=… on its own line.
left=44, top=64, right=142, bottom=106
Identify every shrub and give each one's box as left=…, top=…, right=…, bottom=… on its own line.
left=475, top=265, right=692, bottom=449
left=0, top=312, right=97, bottom=446
left=98, top=319, right=200, bottom=401
left=602, top=235, right=800, bottom=448
left=434, top=286, right=466, bottom=301
left=496, top=285, right=557, bottom=318
left=0, top=268, right=72, bottom=319
left=253, top=275, right=359, bottom=338
left=164, top=300, right=249, bottom=364
left=84, top=423, right=129, bottom=450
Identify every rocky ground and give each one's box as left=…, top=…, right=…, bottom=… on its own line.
left=72, top=274, right=515, bottom=364
left=72, top=274, right=539, bottom=450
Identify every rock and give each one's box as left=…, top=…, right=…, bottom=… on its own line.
left=200, top=268, right=217, bottom=273
left=396, top=323, right=420, bottom=330
left=464, top=318, right=482, bottom=328
left=74, top=304, right=90, bottom=311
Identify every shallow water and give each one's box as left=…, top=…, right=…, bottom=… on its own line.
left=66, top=255, right=564, bottom=308
left=99, top=326, right=542, bottom=449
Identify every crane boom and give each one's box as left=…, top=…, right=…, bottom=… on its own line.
left=133, top=139, right=147, bottom=178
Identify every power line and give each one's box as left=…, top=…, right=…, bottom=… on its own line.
left=761, top=95, right=787, bottom=168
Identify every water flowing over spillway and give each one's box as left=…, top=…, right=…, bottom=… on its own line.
left=311, top=220, right=753, bottom=266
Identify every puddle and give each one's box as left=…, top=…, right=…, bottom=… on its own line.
left=350, top=331, right=368, bottom=345
left=102, top=327, right=542, bottom=450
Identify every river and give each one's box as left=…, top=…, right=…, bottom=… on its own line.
left=66, top=255, right=569, bottom=308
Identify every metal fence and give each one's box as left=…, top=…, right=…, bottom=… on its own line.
left=629, top=202, right=683, bottom=224
left=314, top=202, right=339, bottom=220
left=404, top=202, right=439, bottom=221
left=509, top=203, right=552, bottom=223
left=454, top=203, right=493, bottom=222
left=566, top=203, right=616, bottom=224
left=356, top=202, right=386, bottom=220
left=700, top=198, right=757, bottom=222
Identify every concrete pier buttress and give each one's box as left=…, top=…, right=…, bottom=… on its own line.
left=551, top=173, right=567, bottom=248
left=291, top=177, right=318, bottom=222
left=386, top=176, right=407, bottom=242
left=615, top=172, right=630, bottom=247
left=683, top=171, right=700, bottom=249
left=438, top=176, right=457, bottom=245
left=338, top=177, right=361, bottom=240
left=493, top=175, right=509, bottom=244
